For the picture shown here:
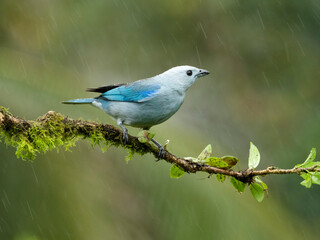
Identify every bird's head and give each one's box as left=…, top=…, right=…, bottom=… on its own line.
left=159, top=65, right=210, bottom=91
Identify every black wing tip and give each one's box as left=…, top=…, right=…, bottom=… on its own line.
left=86, top=84, right=127, bottom=93
left=86, top=87, right=99, bottom=92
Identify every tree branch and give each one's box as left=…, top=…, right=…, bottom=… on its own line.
left=0, top=107, right=319, bottom=184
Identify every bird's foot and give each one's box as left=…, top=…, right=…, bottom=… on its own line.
left=117, top=120, right=129, bottom=144
left=157, top=146, right=166, bottom=160
left=122, top=131, right=129, bottom=144
left=151, top=139, right=166, bottom=160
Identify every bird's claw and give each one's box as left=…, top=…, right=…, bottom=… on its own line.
left=156, top=146, right=166, bottom=161
left=118, top=120, right=129, bottom=144
left=122, top=130, right=129, bottom=144
left=151, top=138, right=166, bottom=161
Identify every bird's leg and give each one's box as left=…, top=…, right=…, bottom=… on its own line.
left=143, top=127, right=165, bottom=160
left=117, top=119, right=129, bottom=144
left=151, top=138, right=166, bottom=160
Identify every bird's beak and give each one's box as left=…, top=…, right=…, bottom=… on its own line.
left=196, top=69, right=210, bottom=77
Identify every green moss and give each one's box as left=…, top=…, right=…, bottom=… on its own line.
left=82, top=126, right=111, bottom=152
left=0, top=109, right=152, bottom=161
left=126, top=149, right=135, bottom=163
left=0, top=106, right=10, bottom=114
left=0, top=111, right=79, bottom=160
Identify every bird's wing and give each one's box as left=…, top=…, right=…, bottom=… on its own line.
left=87, top=84, right=126, bottom=93
left=97, top=80, right=161, bottom=103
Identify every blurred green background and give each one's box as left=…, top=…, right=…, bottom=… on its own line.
left=1, top=0, right=320, bottom=239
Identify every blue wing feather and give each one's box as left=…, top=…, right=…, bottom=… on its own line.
left=101, top=81, right=161, bottom=102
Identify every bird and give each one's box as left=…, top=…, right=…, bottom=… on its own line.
left=62, top=65, right=210, bottom=158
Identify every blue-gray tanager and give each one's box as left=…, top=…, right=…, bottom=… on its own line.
left=63, top=65, right=210, bottom=158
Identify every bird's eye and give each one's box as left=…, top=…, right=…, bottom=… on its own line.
left=186, top=70, right=193, bottom=76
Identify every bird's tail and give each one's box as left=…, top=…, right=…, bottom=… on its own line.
left=62, top=98, right=94, bottom=104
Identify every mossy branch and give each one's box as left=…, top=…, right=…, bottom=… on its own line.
left=0, top=107, right=319, bottom=186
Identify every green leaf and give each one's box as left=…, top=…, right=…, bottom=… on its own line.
left=137, top=131, right=148, bottom=143
left=300, top=172, right=320, bottom=186
left=298, top=161, right=320, bottom=168
left=206, top=156, right=238, bottom=169
left=221, top=156, right=239, bottom=169
left=206, top=157, right=229, bottom=168
left=137, top=130, right=155, bottom=143
left=300, top=173, right=309, bottom=180
left=216, top=174, right=226, bottom=182
left=300, top=173, right=312, bottom=188
left=230, top=177, right=246, bottom=193
left=197, top=144, right=212, bottom=161
left=304, top=148, right=316, bottom=164
left=249, top=183, right=265, bottom=202
left=148, top=131, right=155, bottom=139
left=254, top=176, right=268, bottom=190
left=248, top=142, right=260, bottom=169
left=311, top=173, right=320, bottom=185
left=170, top=165, right=185, bottom=179
left=295, top=148, right=317, bottom=168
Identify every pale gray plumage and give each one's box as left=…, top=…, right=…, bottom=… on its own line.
left=63, top=65, right=210, bottom=158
